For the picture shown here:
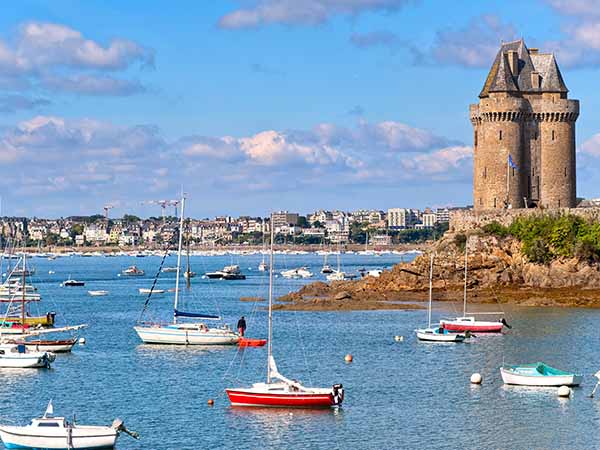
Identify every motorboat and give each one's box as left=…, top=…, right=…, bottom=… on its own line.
left=326, top=270, right=357, bottom=281
left=500, top=363, right=582, bottom=386
left=320, top=264, right=334, bottom=274
left=121, top=266, right=145, bottom=276
left=0, top=401, right=138, bottom=449
left=206, top=265, right=246, bottom=280
left=87, top=290, right=109, bottom=297
left=416, top=254, right=467, bottom=343
left=281, top=267, right=313, bottom=279
left=161, top=267, right=178, bottom=273
left=63, top=279, right=85, bottom=287
left=133, top=196, right=240, bottom=346
left=0, top=343, right=55, bottom=368
left=226, top=215, right=344, bottom=409
left=139, top=288, right=165, bottom=294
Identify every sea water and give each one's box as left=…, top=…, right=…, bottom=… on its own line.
left=0, top=252, right=599, bottom=450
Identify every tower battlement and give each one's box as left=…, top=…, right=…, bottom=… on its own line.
left=471, top=39, right=578, bottom=210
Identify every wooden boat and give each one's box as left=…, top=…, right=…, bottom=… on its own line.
left=0, top=401, right=138, bottom=449
left=226, top=215, right=344, bottom=409
left=9, top=338, right=77, bottom=353
left=87, top=290, right=109, bottom=296
left=238, top=337, right=267, bottom=347
left=441, top=241, right=507, bottom=333
left=500, top=363, right=582, bottom=386
left=134, top=196, right=239, bottom=346
left=416, top=254, right=466, bottom=343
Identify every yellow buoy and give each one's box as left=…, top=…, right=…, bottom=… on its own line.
left=344, top=354, right=353, bottom=363
left=207, top=399, right=215, bottom=406
left=394, top=335, right=404, bottom=342
left=470, top=373, right=482, bottom=384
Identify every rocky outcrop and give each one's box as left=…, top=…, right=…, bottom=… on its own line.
left=278, top=232, right=600, bottom=310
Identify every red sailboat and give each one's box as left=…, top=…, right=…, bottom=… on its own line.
left=226, top=215, right=344, bottom=409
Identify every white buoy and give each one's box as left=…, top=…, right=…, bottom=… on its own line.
left=558, top=385, right=571, bottom=397
left=470, top=373, right=482, bottom=384
left=78, top=337, right=86, bottom=345
left=117, top=273, right=121, bottom=277
left=394, top=335, right=404, bottom=342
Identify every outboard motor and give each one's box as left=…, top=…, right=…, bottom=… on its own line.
left=501, top=318, right=512, bottom=329
left=332, top=384, right=344, bottom=406
left=112, top=418, right=140, bottom=440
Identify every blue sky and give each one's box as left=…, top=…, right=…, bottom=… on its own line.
left=1, top=0, right=600, bottom=218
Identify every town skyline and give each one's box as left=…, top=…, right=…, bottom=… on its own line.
left=2, top=1, right=600, bottom=217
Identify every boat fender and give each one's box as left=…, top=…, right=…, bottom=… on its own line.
left=332, top=384, right=344, bottom=404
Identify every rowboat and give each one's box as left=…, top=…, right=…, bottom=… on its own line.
left=416, top=254, right=467, bottom=343
left=139, top=288, right=165, bottom=294
left=7, top=338, right=77, bottom=353
left=226, top=213, right=344, bottom=409
left=500, top=362, right=582, bottom=386
left=238, top=337, right=267, bottom=347
left=87, top=290, right=109, bottom=297
left=0, top=401, right=139, bottom=449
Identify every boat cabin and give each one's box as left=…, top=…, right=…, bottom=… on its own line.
left=30, top=417, right=67, bottom=429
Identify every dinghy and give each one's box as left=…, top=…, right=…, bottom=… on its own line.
left=238, top=337, right=267, bottom=347
left=500, top=362, right=582, bottom=386
left=138, top=288, right=165, bottom=294
left=0, top=401, right=139, bottom=449
left=87, top=290, right=108, bottom=297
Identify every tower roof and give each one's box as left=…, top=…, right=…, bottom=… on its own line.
left=479, top=39, right=568, bottom=98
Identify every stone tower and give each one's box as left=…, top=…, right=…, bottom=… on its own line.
left=470, top=39, right=579, bottom=210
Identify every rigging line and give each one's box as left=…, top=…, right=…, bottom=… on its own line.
left=137, top=244, right=170, bottom=323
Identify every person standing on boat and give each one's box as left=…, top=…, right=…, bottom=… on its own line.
left=237, top=316, right=247, bottom=337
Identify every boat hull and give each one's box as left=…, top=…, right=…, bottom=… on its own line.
left=238, top=338, right=267, bottom=347
left=0, top=426, right=117, bottom=449
left=1, top=314, right=55, bottom=327
left=500, top=367, right=582, bottom=386
left=134, top=326, right=239, bottom=345
left=0, top=353, right=51, bottom=368
left=416, top=329, right=465, bottom=342
left=16, top=339, right=76, bottom=353
left=226, top=389, right=335, bottom=408
left=441, top=320, right=503, bottom=333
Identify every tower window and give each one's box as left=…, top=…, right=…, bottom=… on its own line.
left=558, top=199, right=561, bottom=208
left=494, top=198, right=497, bottom=208
left=552, top=130, right=555, bottom=141
left=512, top=168, right=515, bottom=176
left=534, top=131, right=538, bottom=140
left=564, top=167, right=567, bottom=177
left=483, top=167, right=487, bottom=179
left=474, top=130, right=478, bottom=147
left=499, top=130, right=503, bottom=141
left=479, top=198, right=483, bottom=206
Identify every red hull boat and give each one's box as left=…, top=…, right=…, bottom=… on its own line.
left=238, top=337, right=267, bottom=347
left=441, top=319, right=504, bottom=333
left=226, top=384, right=342, bottom=408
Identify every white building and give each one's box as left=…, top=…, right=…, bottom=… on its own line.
left=435, top=208, right=450, bottom=223
left=387, top=208, right=420, bottom=229
left=422, top=213, right=437, bottom=228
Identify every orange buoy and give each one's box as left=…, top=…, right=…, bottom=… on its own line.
left=207, top=399, right=214, bottom=406
left=344, top=354, right=353, bottom=363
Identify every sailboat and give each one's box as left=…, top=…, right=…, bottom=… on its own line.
left=415, top=254, right=466, bottom=343
left=134, top=196, right=239, bottom=345
left=258, top=231, right=268, bottom=272
left=226, top=215, right=344, bottom=408
left=321, top=251, right=333, bottom=274
left=440, top=241, right=507, bottom=333
left=184, top=234, right=196, bottom=285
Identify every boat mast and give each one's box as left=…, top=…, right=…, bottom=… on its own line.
left=463, top=238, right=468, bottom=316
left=173, top=195, right=186, bottom=324
left=267, top=213, right=274, bottom=384
left=185, top=229, right=191, bottom=289
left=21, top=253, right=26, bottom=330
left=428, top=252, right=433, bottom=329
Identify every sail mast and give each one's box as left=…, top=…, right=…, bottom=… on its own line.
left=267, top=213, right=274, bottom=384
left=428, top=252, right=433, bottom=329
left=21, top=253, right=26, bottom=329
left=463, top=238, right=468, bottom=316
left=173, top=195, right=186, bottom=324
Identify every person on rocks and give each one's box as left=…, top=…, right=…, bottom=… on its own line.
left=237, top=316, right=247, bottom=337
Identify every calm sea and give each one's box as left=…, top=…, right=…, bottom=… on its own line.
left=0, top=252, right=599, bottom=450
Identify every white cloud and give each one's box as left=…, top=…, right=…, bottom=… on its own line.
left=218, top=0, right=414, bottom=29
left=581, top=133, right=600, bottom=156
left=400, top=145, right=473, bottom=178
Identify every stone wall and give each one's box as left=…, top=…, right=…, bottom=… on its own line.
left=449, top=207, right=600, bottom=233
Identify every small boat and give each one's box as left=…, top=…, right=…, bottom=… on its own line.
left=0, top=343, right=55, bottom=368
left=88, top=290, right=109, bottom=297
left=0, top=401, right=139, bottom=449
left=226, top=217, right=343, bottom=409
left=238, top=337, right=267, bottom=347
left=63, top=279, right=85, bottom=287
left=416, top=254, right=466, bottom=343
left=500, top=363, right=582, bottom=386
left=162, top=267, right=178, bottom=273
left=321, top=264, right=334, bottom=274
left=206, top=265, right=246, bottom=280
left=258, top=261, right=268, bottom=272
left=326, top=270, right=357, bottom=281
left=122, top=266, right=145, bottom=276
left=9, top=338, right=77, bottom=353
left=281, top=267, right=313, bottom=279
left=139, top=288, right=165, bottom=294
left=184, top=270, right=196, bottom=279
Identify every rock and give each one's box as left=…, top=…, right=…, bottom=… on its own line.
left=334, top=291, right=352, bottom=300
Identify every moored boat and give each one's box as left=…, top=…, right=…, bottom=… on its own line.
left=138, top=288, right=165, bottom=294
left=0, top=343, right=55, bottom=368
left=8, top=338, right=77, bottom=353
left=0, top=401, right=139, bottom=449
left=87, top=290, right=109, bottom=297
left=500, top=363, right=582, bottom=386
left=238, top=337, right=267, bottom=347
left=206, top=265, right=245, bottom=280
left=122, top=266, right=145, bottom=276
left=63, top=279, right=85, bottom=287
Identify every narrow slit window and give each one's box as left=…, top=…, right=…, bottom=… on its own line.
left=474, top=131, right=478, bottom=147
left=499, top=130, right=503, bottom=141
left=512, top=168, right=515, bottom=176
left=493, top=198, right=497, bottom=208
left=552, top=130, right=555, bottom=141
left=564, top=167, right=567, bottom=177
left=483, top=167, right=487, bottom=179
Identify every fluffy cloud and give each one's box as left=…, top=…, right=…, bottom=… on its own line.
left=0, top=21, right=153, bottom=97
left=0, top=115, right=473, bottom=214
left=581, top=133, right=600, bottom=156
left=218, top=0, right=414, bottom=29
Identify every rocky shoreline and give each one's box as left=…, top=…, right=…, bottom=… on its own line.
left=276, top=233, right=600, bottom=311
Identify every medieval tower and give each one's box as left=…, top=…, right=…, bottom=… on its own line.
left=470, top=39, right=579, bottom=210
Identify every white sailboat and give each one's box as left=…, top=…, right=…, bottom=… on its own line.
left=440, top=240, right=508, bottom=333
left=416, top=254, right=466, bottom=343
left=226, top=215, right=344, bottom=408
left=134, top=196, right=239, bottom=345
